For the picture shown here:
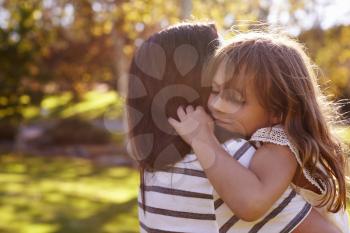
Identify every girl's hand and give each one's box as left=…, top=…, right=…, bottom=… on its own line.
left=168, top=105, right=215, bottom=145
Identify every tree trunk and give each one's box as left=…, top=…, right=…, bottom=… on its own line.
left=112, top=26, right=128, bottom=145
left=180, top=0, right=192, bottom=20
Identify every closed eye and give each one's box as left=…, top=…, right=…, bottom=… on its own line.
left=232, top=98, right=246, bottom=104
left=211, top=89, right=220, bottom=95
left=230, top=93, right=245, bottom=104
left=223, top=89, right=245, bottom=104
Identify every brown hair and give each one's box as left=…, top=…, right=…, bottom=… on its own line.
left=127, top=22, right=219, bottom=211
left=206, top=31, right=348, bottom=212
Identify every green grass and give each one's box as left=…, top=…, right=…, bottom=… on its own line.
left=0, top=154, right=139, bottom=233
left=0, top=126, right=349, bottom=232
left=20, top=90, right=125, bottom=121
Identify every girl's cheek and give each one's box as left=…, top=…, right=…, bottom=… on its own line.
left=208, top=94, right=220, bottom=112
left=226, top=102, right=244, bottom=115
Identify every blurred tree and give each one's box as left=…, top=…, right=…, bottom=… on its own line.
left=0, top=0, right=180, bottom=123
left=0, top=0, right=349, bottom=124
left=299, top=25, right=350, bottom=115
left=0, top=0, right=46, bottom=122
left=180, top=0, right=192, bottom=20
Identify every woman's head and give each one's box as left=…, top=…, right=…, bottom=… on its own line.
left=127, top=22, right=219, bottom=171
left=207, top=31, right=347, bottom=212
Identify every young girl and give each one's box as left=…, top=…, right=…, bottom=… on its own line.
left=168, top=31, right=350, bottom=232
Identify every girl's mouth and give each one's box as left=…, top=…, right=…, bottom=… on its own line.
left=211, top=113, right=232, bottom=124
left=214, top=119, right=231, bottom=125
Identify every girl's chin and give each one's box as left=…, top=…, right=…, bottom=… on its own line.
left=214, top=120, right=247, bottom=137
left=215, top=120, right=232, bottom=130
left=214, top=118, right=230, bottom=124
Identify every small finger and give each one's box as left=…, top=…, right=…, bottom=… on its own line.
left=168, top=117, right=179, bottom=127
left=186, top=105, right=194, bottom=114
left=177, top=106, right=187, bottom=121
left=196, top=105, right=204, bottom=112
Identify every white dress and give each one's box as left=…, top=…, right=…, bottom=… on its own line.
left=250, top=125, right=350, bottom=233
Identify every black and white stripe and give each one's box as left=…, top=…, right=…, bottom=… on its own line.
left=139, top=139, right=313, bottom=233
left=247, top=190, right=297, bottom=233
left=279, top=202, right=312, bottom=233
left=138, top=202, right=216, bottom=220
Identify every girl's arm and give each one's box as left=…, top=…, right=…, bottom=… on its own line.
left=169, top=106, right=297, bottom=221
left=169, top=105, right=341, bottom=230
left=191, top=132, right=297, bottom=221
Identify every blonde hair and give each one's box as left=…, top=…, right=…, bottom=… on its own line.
left=207, top=31, right=348, bottom=212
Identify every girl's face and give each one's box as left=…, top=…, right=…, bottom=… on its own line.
left=207, top=66, right=279, bottom=138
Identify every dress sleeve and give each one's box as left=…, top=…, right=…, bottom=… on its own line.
left=250, top=125, right=326, bottom=195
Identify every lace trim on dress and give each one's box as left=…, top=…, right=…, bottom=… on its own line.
left=250, top=125, right=326, bottom=195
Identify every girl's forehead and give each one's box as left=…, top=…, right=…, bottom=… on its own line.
left=213, top=62, right=249, bottom=90
left=213, top=62, right=227, bottom=85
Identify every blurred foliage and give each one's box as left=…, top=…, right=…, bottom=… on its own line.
left=0, top=0, right=349, bottom=123
left=41, top=117, right=112, bottom=146
left=337, top=126, right=350, bottom=145
left=21, top=88, right=125, bottom=121
left=0, top=153, right=139, bottom=233
left=6, top=89, right=125, bottom=144
left=0, top=0, right=178, bottom=123
left=0, top=121, right=17, bottom=140
left=299, top=26, right=350, bottom=111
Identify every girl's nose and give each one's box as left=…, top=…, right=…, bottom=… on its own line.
left=209, top=95, right=226, bottom=112
left=209, top=95, right=241, bottom=115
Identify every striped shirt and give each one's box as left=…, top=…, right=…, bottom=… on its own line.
left=138, top=138, right=311, bottom=233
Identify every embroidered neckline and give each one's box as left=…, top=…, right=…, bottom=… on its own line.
left=250, top=125, right=326, bottom=195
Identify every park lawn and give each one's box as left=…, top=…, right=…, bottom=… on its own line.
left=0, top=154, right=139, bottom=233
left=0, top=127, right=349, bottom=233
